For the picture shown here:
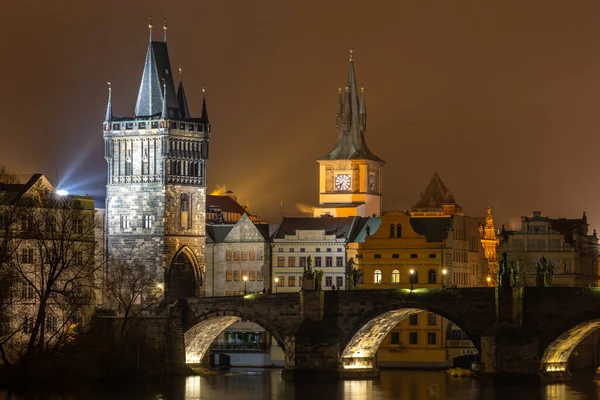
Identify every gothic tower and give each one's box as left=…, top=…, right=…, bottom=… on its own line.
left=103, top=21, right=210, bottom=300
left=314, top=49, right=384, bottom=217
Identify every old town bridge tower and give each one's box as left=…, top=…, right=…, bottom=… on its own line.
left=103, top=21, right=209, bottom=300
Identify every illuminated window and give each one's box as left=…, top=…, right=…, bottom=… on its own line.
left=288, top=276, right=295, bottom=287
left=288, top=257, right=295, bottom=267
left=180, top=194, right=190, bottom=229
left=226, top=271, right=232, bottom=281
left=325, top=276, right=332, bottom=287
left=277, top=277, right=284, bottom=287
left=143, top=214, right=154, bottom=229
left=277, top=257, right=284, bottom=267
left=234, top=271, right=240, bottom=281
left=374, top=270, right=382, bottom=284
left=225, top=291, right=232, bottom=296
left=249, top=251, right=256, bottom=261
left=249, top=271, right=256, bottom=281
left=120, top=215, right=130, bottom=229
left=391, top=269, right=400, bottom=283
left=242, top=252, right=248, bottom=261
left=234, top=252, right=240, bottom=261
left=242, top=271, right=248, bottom=281
left=226, top=251, right=232, bottom=261
left=257, top=271, right=264, bottom=281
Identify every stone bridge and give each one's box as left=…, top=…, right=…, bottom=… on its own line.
left=163, top=286, right=600, bottom=381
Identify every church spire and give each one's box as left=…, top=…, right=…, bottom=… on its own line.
left=148, top=16, right=153, bottom=42
left=335, top=88, right=343, bottom=130
left=177, top=65, right=191, bottom=119
left=161, top=79, right=169, bottom=119
left=201, top=85, right=210, bottom=124
left=163, top=18, right=168, bottom=42
left=105, top=82, right=112, bottom=122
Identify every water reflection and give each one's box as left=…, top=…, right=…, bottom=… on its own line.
left=3, top=369, right=600, bottom=400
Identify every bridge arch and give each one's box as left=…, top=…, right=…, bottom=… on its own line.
left=540, top=318, right=600, bottom=374
left=183, top=309, right=285, bottom=365
left=340, top=303, right=479, bottom=370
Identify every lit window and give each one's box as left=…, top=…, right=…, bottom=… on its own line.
left=277, top=257, right=284, bottom=267
left=226, top=251, right=232, bottom=261
left=143, top=214, right=154, bottom=229
left=277, top=277, right=284, bottom=287
left=234, top=271, right=240, bottom=281
left=289, top=276, right=296, bottom=287
left=374, top=270, right=382, bottom=284
left=120, top=215, right=130, bottom=229
left=249, top=251, right=256, bottom=261
left=288, top=257, right=295, bottom=267
left=257, top=271, right=264, bottom=281
left=391, top=269, right=400, bottom=283
left=234, top=252, right=240, bottom=261
left=242, top=252, right=248, bottom=261
left=226, top=271, right=232, bottom=281
left=249, top=271, right=256, bottom=281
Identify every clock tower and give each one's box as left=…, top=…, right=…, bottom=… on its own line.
left=314, top=49, right=384, bottom=217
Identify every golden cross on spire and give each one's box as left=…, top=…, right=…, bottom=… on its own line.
left=148, top=16, right=153, bottom=41
left=163, top=18, right=168, bottom=42
left=107, top=81, right=111, bottom=92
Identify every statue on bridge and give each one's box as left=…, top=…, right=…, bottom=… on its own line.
left=536, top=256, right=555, bottom=287
left=346, top=258, right=362, bottom=290
left=498, top=252, right=520, bottom=287
left=302, top=256, right=324, bottom=291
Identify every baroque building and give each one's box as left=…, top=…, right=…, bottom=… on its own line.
left=314, top=50, right=384, bottom=218
left=499, top=211, right=598, bottom=287
left=103, top=24, right=210, bottom=301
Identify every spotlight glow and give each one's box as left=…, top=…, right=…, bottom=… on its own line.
left=56, top=189, right=69, bottom=196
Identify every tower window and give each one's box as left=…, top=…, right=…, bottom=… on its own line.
left=180, top=194, right=190, bottom=229
left=396, top=224, right=402, bottom=238
left=120, top=215, right=130, bottom=229
left=143, top=215, right=154, bottom=229
left=374, top=270, right=382, bottom=284
left=390, top=224, right=395, bottom=238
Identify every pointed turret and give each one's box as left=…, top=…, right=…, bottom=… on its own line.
left=335, top=88, right=343, bottom=130
left=359, top=86, right=366, bottom=131
left=411, top=172, right=462, bottom=215
left=177, top=66, right=191, bottom=119
left=105, top=82, right=112, bottom=122
left=319, top=49, right=382, bottom=162
left=201, top=86, right=210, bottom=124
left=161, top=80, right=169, bottom=120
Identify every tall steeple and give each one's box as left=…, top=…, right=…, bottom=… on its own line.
left=335, top=88, right=343, bottom=130
left=319, top=48, right=382, bottom=162
left=105, top=82, right=112, bottom=122
left=177, top=65, right=191, bottom=119
left=161, top=79, right=169, bottom=119
left=201, top=86, right=210, bottom=124
left=134, top=20, right=180, bottom=119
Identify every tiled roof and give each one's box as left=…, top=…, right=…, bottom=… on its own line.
left=409, top=218, right=453, bottom=242
left=206, top=225, right=235, bottom=243
left=272, top=217, right=359, bottom=240
left=206, top=195, right=247, bottom=215
left=412, top=172, right=461, bottom=210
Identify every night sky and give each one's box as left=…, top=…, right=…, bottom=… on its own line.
left=2, top=1, right=600, bottom=229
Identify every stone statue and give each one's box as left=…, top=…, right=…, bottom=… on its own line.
left=498, top=252, right=520, bottom=288
left=535, top=256, right=555, bottom=287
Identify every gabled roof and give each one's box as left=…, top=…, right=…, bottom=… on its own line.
left=319, top=51, right=383, bottom=163
left=134, top=41, right=181, bottom=119
left=206, top=224, right=235, bottom=243
left=412, top=172, right=461, bottom=210
left=0, top=174, right=54, bottom=205
left=409, top=218, right=453, bottom=242
left=272, top=217, right=359, bottom=240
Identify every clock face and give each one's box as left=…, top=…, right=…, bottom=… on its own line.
left=368, top=175, right=376, bottom=192
left=335, top=174, right=351, bottom=191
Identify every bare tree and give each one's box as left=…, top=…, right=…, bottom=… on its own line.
left=106, top=262, right=160, bottom=342
left=0, top=181, right=103, bottom=370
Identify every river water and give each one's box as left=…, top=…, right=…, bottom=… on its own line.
left=3, top=369, right=600, bottom=399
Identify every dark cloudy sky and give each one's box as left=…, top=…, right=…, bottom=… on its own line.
left=2, top=0, right=600, bottom=229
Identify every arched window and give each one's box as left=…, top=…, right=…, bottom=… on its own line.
left=391, top=269, right=400, bottom=283
left=428, top=269, right=437, bottom=284
left=396, top=224, right=402, bottom=238
left=389, top=224, right=395, bottom=238
left=374, top=270, right=382, bottom=284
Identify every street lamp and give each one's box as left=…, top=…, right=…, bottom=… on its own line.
left=274, top=277, right=279, bottom=294
left=243, top=275, right=248, bottom=294
left=486, top=276, right=492, bottom=285
left=442, top=269, right=447, bottom=288
left=409, top=269, right=415, bottom=291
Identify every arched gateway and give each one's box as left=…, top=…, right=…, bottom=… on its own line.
left=167, top=247, right=201, bottom=301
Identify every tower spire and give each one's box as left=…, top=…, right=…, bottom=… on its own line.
left=177, top=64, right=191, bottom=119
left=335, top=88, right=343, bottom=130
left=105, top=82, right=112, bottom=122
left=163, top=18, right=168, bottom=42
left=148, top=16, right=153, bottom=42
left=201, top=85, right=210, bottom=124
left=161, top=79, right=168, bottom=119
